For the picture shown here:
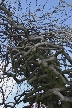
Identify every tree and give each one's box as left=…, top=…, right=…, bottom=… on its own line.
left=0, top=0, right=72, bottom=108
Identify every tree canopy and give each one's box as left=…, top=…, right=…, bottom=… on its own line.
left=0, top=0, right=72, bottom=108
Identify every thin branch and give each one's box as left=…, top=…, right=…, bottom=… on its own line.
left=0, top=5, right=12, bottom=16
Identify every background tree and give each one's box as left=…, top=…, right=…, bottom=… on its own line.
left=0, top=0, right=72, bottom=108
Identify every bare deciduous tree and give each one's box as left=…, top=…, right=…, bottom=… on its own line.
left=0, top=0, right=72, bottom=108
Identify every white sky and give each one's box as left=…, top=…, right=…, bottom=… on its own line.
left=0, top=61, right=16, bottom=108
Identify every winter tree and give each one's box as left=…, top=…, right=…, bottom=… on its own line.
left=0, top=0, right=72, bottom=108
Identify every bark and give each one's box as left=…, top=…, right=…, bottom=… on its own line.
left=50, top=88, right=72, bottom=102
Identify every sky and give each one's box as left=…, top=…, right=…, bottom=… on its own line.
left=0, top=0, right=72, bottom=108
